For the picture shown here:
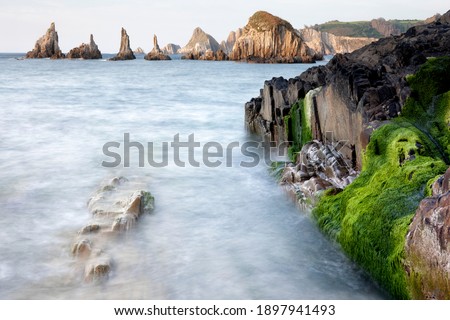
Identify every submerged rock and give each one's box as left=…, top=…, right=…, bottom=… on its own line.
left=26, top=22, right=64, bottom=59
left=109, top=28, right=136, bottom=61
left=144, top=35, right=171, bottom=61
left=67, top=34, right=102, bottom=59
left=229, top=11, right=320, bottom=63
left=71, top=177, right=155, bottom=283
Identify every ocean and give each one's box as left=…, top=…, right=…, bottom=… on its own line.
left=0, top=53, right=384, bottom=299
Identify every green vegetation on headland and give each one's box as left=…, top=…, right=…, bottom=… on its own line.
left=312, top=19, right=422, bottom=38
left=312, top=57, right=450, bottom=298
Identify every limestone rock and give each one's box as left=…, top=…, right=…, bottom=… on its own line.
left=229, top=11, right=320, bottom=63
left=67, top=34, right=102, bottom=59
left=133, top=47, right=145, bottom=54
left=144, top=35, right=171, bottom=61
left=179, top=27, right=221, bottom=55
left=109, top=28, right=136, bottom=61
left=162, top=43, right=181, bottom=55
left=245, top=10, right=450, bottom=169
left=72, top=177, right=155, bottom=283
left=220, top=28, right=243, bottom=54
left=26, top=22, right=64, bottom=59
left=299, top=28, right=376, bottom=55
left=406, top=167, right=450, bottom=299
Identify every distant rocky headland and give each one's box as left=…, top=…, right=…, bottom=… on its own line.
left=245, top=10, right=450, bottom=299
left=25, top=10, right=423, bottom=63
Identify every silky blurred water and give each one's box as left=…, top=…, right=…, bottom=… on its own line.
left=0, top=53, right=385, bottom=299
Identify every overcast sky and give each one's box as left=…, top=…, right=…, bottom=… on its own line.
left=0, top=0, right=447, bottom=53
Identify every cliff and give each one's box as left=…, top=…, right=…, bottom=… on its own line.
left=229, top=11, right=320, bottom=63
left=109, top=28, right=136, bottom=61
left=144, top=35, right=171, bottom=61
left=26, top=22, right=64, bottom=59
left=299, top=28, right=376, bottom=55
left=162, top=43, right=180, bottom=55
left=67, top=34, right=102, bottom=59
left=246, top=10, right=450, bottom=298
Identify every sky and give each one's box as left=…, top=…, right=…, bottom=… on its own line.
left=0, top=0, right=448, bottom=53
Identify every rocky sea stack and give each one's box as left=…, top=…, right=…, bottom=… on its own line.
left=67, top=34, right=102, bottom=59
left=144, top=35, right=171, bottom=61
left=180, top=27, right=227, bottom=61
left=162, top=43, right=180, bottom=55
left=230, top=11, right=320, bottom=63
left=246, top=10, right=450, bottom=299
left=109, top=28, right=136, bottom=61
left=26, top=22, right=64, bottom=59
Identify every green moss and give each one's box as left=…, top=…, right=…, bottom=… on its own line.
left=313, top=57, right=450, bottom=299
left=284, top=99, right=313, bottom=161
left=248, top=11, right=293, bottom=31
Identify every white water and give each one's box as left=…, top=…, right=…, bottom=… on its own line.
left=0, top=54, right=384, bottom=299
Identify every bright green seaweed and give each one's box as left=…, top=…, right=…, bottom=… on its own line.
left=312, top=57, right=450, bottom=298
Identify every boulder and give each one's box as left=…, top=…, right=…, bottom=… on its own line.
left=109, top=28, right=136, bottom=61
left=66, top=34, right=102, bottom=59
left=26, top=22, right=64, bottom=59
left=229, top=11, right=320, bottom=63
left=144, top=35, right=171, bottom=61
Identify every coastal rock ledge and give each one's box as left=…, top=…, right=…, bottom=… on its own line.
left=229, top=11, right=320, bottom=63
left=26, top=22, right=64, bottom=59
left=67, top=34, right=102, bottom=59
left=109, top=28, right=136, bottom=61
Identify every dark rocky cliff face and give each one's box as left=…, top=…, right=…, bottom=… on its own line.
left=246, top=11, right=450, bottom=169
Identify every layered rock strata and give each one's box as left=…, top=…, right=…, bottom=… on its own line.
left=26, top=22, right=64, bottom=59
left=109, top=28, right=136, bottom=61
left=71, top=177, right=154, bottom=282
left=299, top=28, right=376, bottom=55
left=67, top=34, right=102, bottom=59
left=246, top=12, right=450, bottom=169
left=406, top=168, right=450, bottom=299
left=229, top=11, right=320, bottom=63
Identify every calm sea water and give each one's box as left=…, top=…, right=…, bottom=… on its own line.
left=0, top=53, right=385, bottom=299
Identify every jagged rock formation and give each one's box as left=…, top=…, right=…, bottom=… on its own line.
left=66, top=34, right=102, bottom=59
left=229, top=11, right=320, bottom=63
left=109, top=28, right=136, bottom=61
left=299, top=28, right=376, bottom=55
left=162, top=43, right=180, bottom=55
left=179, top=27, right=220, bottom=54
left=406, top=168, right=450, bottom=299
left=144, top=35, right=171, bottom=61
left=220, top=28, right=243, bottom=54
left=246, top=11, right=450, bottom=169
left=280, top=140, right=358, bottom=208
left=72, top=177, right=154, bottom=282
left=179, top=27, right=225, bottom=60
left=133, top=47, right=145, bottom=54
left=26, top=22, right=64, bottom=59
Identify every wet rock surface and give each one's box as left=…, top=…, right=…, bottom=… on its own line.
left=406, top=168, right=450, bottom=299
left=71, top=177, right=154, bottom=282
